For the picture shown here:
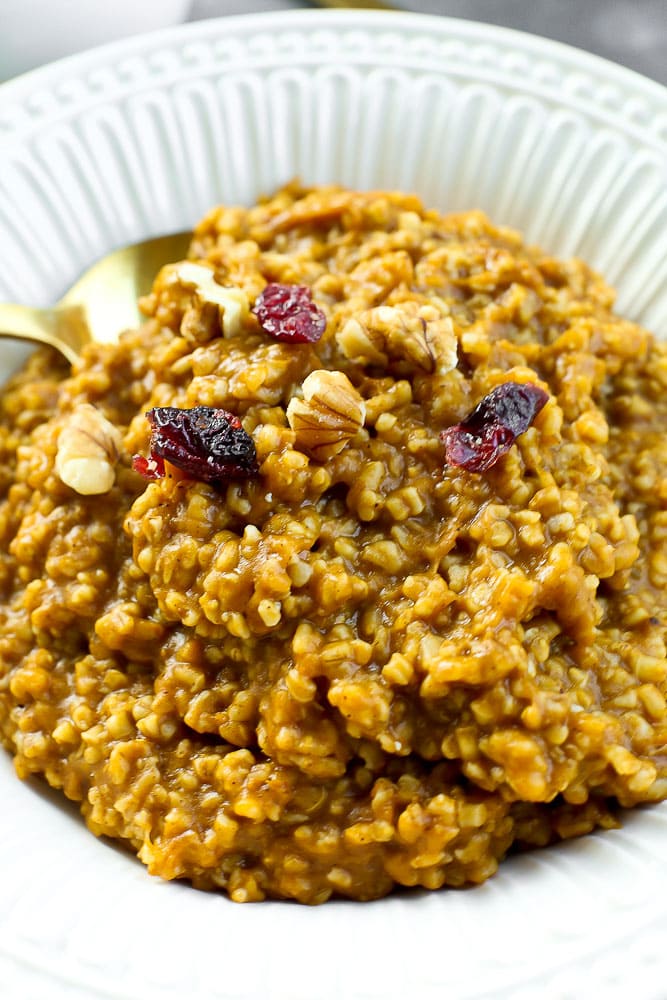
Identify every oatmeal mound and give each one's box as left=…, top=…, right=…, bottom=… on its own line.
left=1, top=185, right=666, bottom=903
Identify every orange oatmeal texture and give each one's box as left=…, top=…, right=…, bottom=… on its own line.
left=1, top=184, right=667, bottom=903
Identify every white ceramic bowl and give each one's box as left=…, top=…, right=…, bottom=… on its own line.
left=1, top=11, right=667, bottom=1000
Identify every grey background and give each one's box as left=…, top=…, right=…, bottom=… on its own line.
left=190, top=0, right=667, bottom=86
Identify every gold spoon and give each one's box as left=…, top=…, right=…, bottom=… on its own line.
left=312, top=1, right=396, bottom=8
left=0, top=231, right=191, bottom=366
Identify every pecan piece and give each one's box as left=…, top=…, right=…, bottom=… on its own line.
left=55, top=404, right=123, bottom=495
left=286, top=370, right=366, bottom=461
left=337, top=301, right=458, bottom=376
left=162, top=261, right=250, bottom=341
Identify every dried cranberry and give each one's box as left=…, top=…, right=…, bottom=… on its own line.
left=132, top=453, right=165, bottom=480
left=132, top=406, right=258, bottom=483
left=441, top=381, right=548, bottom=473
left=252, top=283, right=326, bottom=344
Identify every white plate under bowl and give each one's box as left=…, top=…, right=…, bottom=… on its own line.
left=1, top=11, right=667, bottom=1000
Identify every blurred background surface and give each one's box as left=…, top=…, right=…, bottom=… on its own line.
left=193, top=0, right=667, bottom=86
left=0, top=0, right=664, bottom=86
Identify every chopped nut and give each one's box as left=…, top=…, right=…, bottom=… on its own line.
left=163, top=261, right=250, bottom=341
left=337, top=301, right=458, bottom=375
left=180, top=300, right=220, bottom=343
left=286, top=370, right=366, bottom=461
left=55, top=404, right=123, bottom=495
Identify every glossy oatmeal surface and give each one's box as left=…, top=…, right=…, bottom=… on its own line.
left=1, top=185, right=666, bottom=903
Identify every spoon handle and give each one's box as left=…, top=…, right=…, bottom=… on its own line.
left=0, top=302, right=87, bottom=367
left=312, top=1, right=396, bottom=7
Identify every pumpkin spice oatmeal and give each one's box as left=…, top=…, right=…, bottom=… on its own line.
left=1, top=184, right=667, bottom=903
